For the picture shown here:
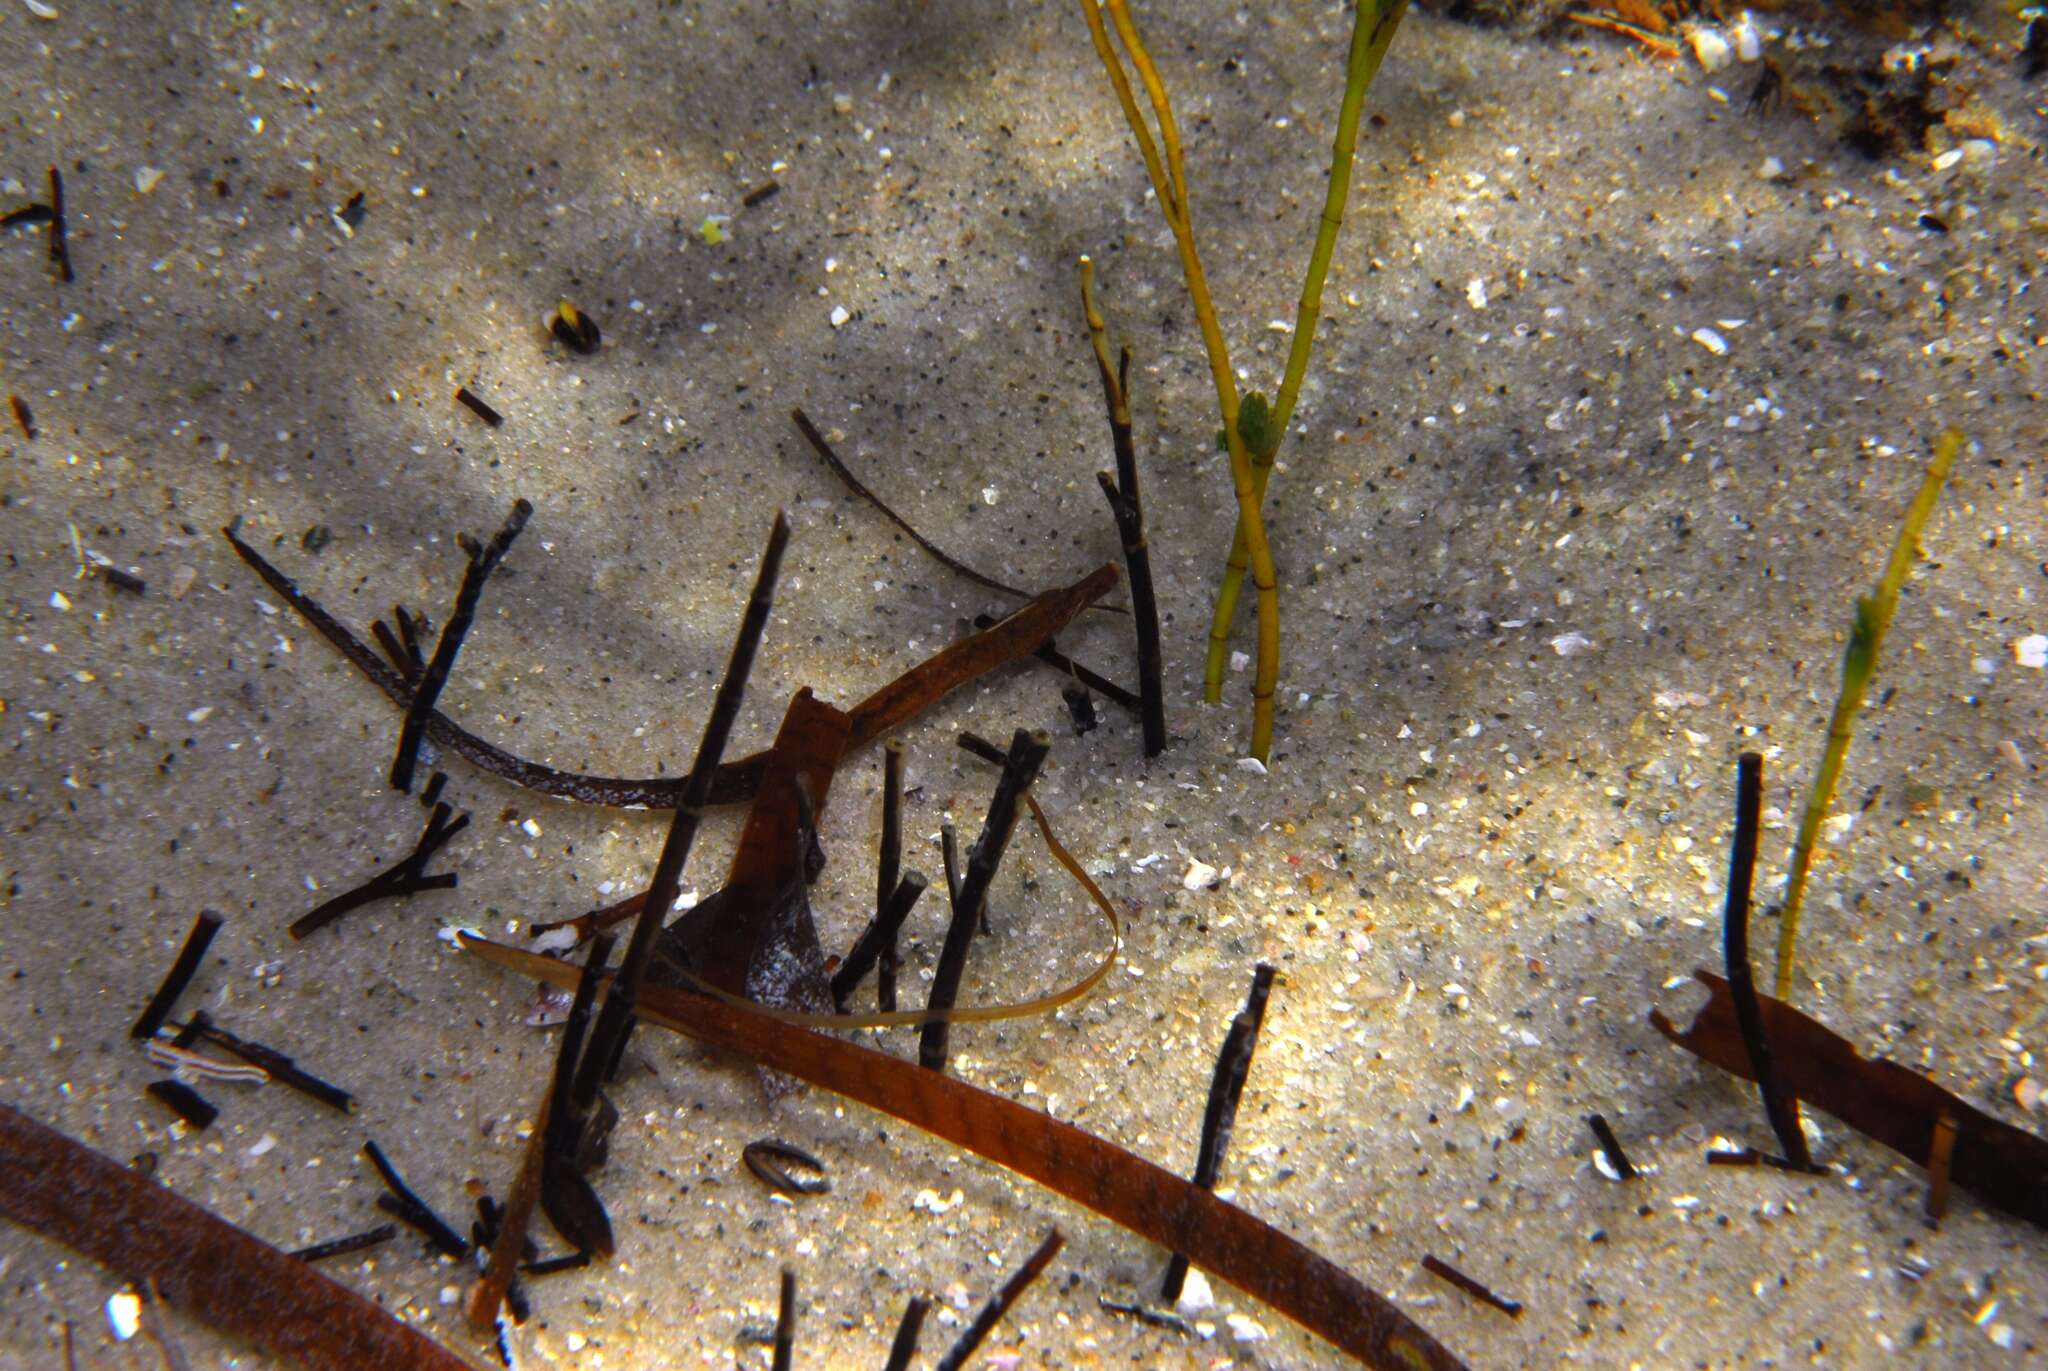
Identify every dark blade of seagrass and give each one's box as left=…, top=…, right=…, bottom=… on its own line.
left=222, top=520, right=1115, bottom=810
left=920, top=730, right=1051, bottom=1073
left=1585, top=1114, right=1638, bottom=1181
left=362, top=1140, right=470, bottom=1259
left=877, top=739, right=905, bottom=1010
left=132, top=910, right=223, bottom=1040
left=830, top=872, right=927, bottom=1012
left=391, top=498, right=532, bottom=793
left=933, top=1228, right=1063, bottom=1371
left=288, top=802, right=468, bottom=940
left=881, top=1295, right=929, bottom=1371
left=1420, top=1254, right=1521, bottom=1318
left=576, top=512, right=788, bottom=1101
left=0, top=1103, right=477, bottom=1371
left=1653, top=971, right=2048, bottom=1230
left=1079, top=261, right=1166, bottom=755
left=183, top=1013, right=353, bottom=1113
left=47, top=166, right=73, bottom=283
left=790, top=406, right=1029, bottom=601
left=972, top=614, right=1141, bottom=714
left=1163, top=963, right=1276, bottom=1302
left=288, top=1224, right=397, bottom=1263
left=1721, top=752, right=1813, bottom=1170
left=470, top=934, right=614, bottom=1328
left=772, top=1267, right=797, bottom=1371
left=463, top=937, right=1467, bottom=1370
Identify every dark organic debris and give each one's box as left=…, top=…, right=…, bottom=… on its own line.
left=548, top=299, right=601, bottom=354
left=454, top=386, right=504, bottom=427
left=772, top=1267, right=797, bottom=1371
left=1163, top=962, right=1276, bottom=1302
left=288, top=800, right=468, bottom=939
left=934, top=1229, right=1064, bottom=1371
left=182, top=1012, right=354, bottom=1113
left=742, top=180, right=781, bottom=207
left=880, top=1295, right=930, bottom=1371
left=131, top=909, right=223, bottom=1041
left=9, top=393, right=32, bottom=439
left=289, top=1224, right=399, bottom=1263
left=362, top=1140, right=471, bottom=1260
left=1585, top=1113, right=1638, bottom=1181
left=47, top=166, right=73, bottom=283
left=144, top=1080, right=217, bottom=1130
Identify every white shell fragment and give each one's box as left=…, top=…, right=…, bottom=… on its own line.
left=107, top=1291, right=142, bottom=1341
left=1181, top=858, right=1218, bottom=890
left=1687, top=27, right=1733, bottom=73
left=1549, top=632, right=1594, bottom=657
left=1731, top=12, right=1762, bottom=63
left=1176, top=1268, right=1215, bottom=1315
left=2013, top=635, right=2048, bottom=669
left=1691, top=326, right=1729, bottom=356
left=828, top=304, right=851, bottom=327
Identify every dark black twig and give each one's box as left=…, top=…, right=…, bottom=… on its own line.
left=772, top=1267, right=796, bottom=1371
left=0, top=204, right=53, bottom=229
left=973, top=615, right=1141, bottom=712
left=742, top=1138, right=832, bottom=1196
left=932, top=1228, right=1064, bottom=1371
left=9, top=393, right=33, bottom=440
left=391, top=498, right=533, bottom=792
left=792, top=407, right=1030, bottom=602
left=830, top=872, right=928, bottom=1012
left=919, top=729, right=1051, bottom=1073
left=131, top=910, right=222, bottom=1040
left=1723, top=751, right=1814, bottom=1172
left=47, top=166, right=73, bottom=283
left=96, top=564, right=146, bottom=595
left=1062, top=682, right=1098, bottom=735
left=288, top=1225, right=398, bottom=1263
left=1162, top=962, right=1276, bottom=1301
left=956, top=731, right=1007, bottom=768
left=419, top=770, right=447, bottom=809
left=181, top=1013, right=353, bottom=1113
left=542, top=934, right=616, bottom=1257
left=394, top=605, right=427, bottom=675
left=577, top=512, right=788, bottom=1096
left=454, top=387, right=503, bottom=427
left=742, top=180, right=781, bottom=208
left=288, top=801, right=468, bottom=939
left=144, top=1080, right=216, bottom=1130
left=362, top=1140, right=470, bottom=1260
left=521, top=1251, right=593, bottom=1277
left=1585, top=1114, right=1638, bottom=1181
left=880, top=1295, right=930, bottom=1371
left=877, top=739, right=905, bottom=1009
left=1090, top=346, right=1166, bottom=755
left=1420, top=1254, right=1522, bottom=1318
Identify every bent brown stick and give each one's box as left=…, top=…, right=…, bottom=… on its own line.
left=461, top=937, right=1465, bottom=1371
left=0, top=1101, right=478, bottom=1371
left=222, top=523, right=1113, bottom=810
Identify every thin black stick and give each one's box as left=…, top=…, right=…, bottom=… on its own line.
left=577, top=512, right=789, bottom=1098
left=394, top=605, right=427, bottom=676
left=182, top=1013, right=353, bottom=1113
left=288, top=1225, right=398, bottom=1263
left=971, top=614, right=1141, bottom=713
left=830, top=872, right=928, bottom=1012
left=919, top=730, right=1051, bottom=1073
left=454, top=387, right=503, bottom=428
left=131, top=911, right=222, bottom=1040
left=391, top=498, right=532, bottom=792
left=1420, top=1254, right=1522, bottom=1319
left=1162, top=963, right=1276, bottom=1301
left=361, top=1140, right=470, bottom=1260
left=1585, top=1114, right=1638, bottom=1181
left=1723, top=751, right=1813, bottom=1171
left=877, top=739, right=905, bottom=1009
left=288, top=801, right=468, bottom=939
left=541, top=933, right=614, bottom=1240
left=881, top=1295, right=930, bottom=1371
left=47, top=166, right=73, bottom=284
left=419, top=770, right=447, bottom=809
left=772, top=1267, right=797, bottom=1371
left=932, top=1228, right=1064, bottom=1371
left=10, top=394, right=36, bottom=440
left=791, top=407, right=1029, bottom=602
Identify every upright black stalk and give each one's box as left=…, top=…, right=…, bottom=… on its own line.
left=575, top=513, right=789, bottom=1100
left=1162, top=963, right=1276, bottom=1301
left=878, top=739, right=905, bottom=1009
left=881, top=1295, right=930, bottom=1371
left=918, top=730, right=1052, bottom=1072
left=391, top=499, right=533, bottom=793
left=830, top=873, right=929, bottom=1012
left=1723, top=751, right=1813, bottom=1171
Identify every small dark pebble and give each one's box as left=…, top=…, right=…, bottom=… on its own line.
left=338, top=191, right=367, bottom=230
left=302, top=525, right=332, bottom=554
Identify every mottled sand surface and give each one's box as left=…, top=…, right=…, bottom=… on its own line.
left=3, top=2, right=2045, bottom=1367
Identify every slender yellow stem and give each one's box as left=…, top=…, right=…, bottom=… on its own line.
left=1081, top=0, right=1280, bottom=759
left=1204, top=1, right=1409, bottom=703
left=1772, top=428, right=1962, bottom=1000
